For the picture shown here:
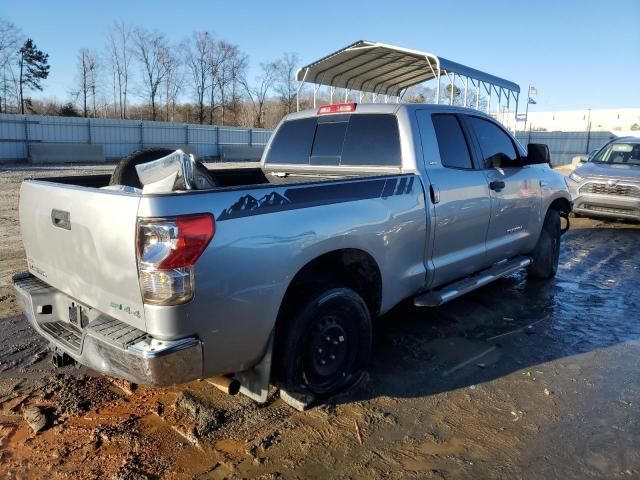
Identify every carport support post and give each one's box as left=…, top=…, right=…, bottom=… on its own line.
left=450, top=72, right=456, bottom=106
left=296, top=68, right=309, bottom=112
left=463, top=77, right=468, bottom=107
left=514, top=91, right=520, bottom=134
left=585, top=109, right=592, bottom=154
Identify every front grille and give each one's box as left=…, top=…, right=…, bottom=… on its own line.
left=579, top=182, right=640, bottom=198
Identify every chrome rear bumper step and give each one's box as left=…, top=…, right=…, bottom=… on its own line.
left=12, top=272, right=203, bottom=386
left=414, top=256, right=532, bottom=307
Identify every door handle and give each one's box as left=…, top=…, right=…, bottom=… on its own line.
left=429, top=184, right=440, bottom=204
left=489, top=180, right=506, bottom=191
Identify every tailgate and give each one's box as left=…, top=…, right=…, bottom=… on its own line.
left=19, top=180, right=145, bottom=330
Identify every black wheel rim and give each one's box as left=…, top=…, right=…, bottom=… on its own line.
left=302, top=311, right=358, bottom=394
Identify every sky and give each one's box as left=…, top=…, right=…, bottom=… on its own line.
left=1, top=0, right=638, bottom=112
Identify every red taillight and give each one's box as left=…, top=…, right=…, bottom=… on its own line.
left=317, top=102, right=357, bottom=115
left=162, top=215, right=215, bottom=268
left=136, top=214, right=215, bottom=305
left=137, top=214, right=215, bottom=269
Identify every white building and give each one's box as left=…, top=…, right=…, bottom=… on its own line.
left=504, top=108, right=640, bottom=134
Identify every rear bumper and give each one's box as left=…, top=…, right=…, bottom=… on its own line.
left=12, top=272, right=203, bottom=386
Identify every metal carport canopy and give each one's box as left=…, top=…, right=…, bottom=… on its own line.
left=296, top=40, right=520, bottom=98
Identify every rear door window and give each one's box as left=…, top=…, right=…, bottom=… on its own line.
left=432, top=114, right=473, bottom=169
left=265, top=114, right=401, bottom=167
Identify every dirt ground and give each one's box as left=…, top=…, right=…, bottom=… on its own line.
left=1, top=164, right=639, bottom=479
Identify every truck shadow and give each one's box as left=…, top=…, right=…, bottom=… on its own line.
left=340, top=226, right=640, bottom=404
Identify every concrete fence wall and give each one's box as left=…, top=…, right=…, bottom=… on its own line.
left=0, top=113, right=624, bottom=166
left=0, top=113, right=272, bottom=163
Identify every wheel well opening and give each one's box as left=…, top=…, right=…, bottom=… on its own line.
left=549, top=197, right=572, bottom=215
left=277, top=249, right=382, bottom=325
left=549, top=197, right=572, bottom=235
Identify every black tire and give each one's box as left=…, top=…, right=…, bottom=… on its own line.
left=527, top=209, right=561, bottom=279
left=273, top=287, right=372, bottom=398
left=109, top=148, right=175, bottom=188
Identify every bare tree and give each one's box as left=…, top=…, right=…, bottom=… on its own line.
left=184, top=31, right=214, bottom=124
left=242, top=61, right=277, bottom=128
left=217, top=44, right=247, bottom=126
left=0, top=18, right=21, bottom=112
left=133, top=28, right=170, bottom=121
left=76, top=48, right=99, bottom=117
left=162, top=47, right=181, bottom=121
left=274, top=52, right=299, bottom=114
left=207, top=40, right=228, bottom=125
left=107, top=21, right=133, bottom=119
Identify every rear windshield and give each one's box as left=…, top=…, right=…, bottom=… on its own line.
left=265, top=114, right=401, bottom=167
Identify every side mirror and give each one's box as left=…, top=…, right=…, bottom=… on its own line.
left=526, top=143, right=551, bottom=165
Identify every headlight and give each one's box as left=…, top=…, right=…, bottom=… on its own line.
left=569, top=172, right=584, bottom=183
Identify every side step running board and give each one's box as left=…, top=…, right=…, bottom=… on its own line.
left=414, top=256, right=532, bottom=307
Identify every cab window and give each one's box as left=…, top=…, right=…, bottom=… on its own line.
left=467, top=116, right=519, bottom=168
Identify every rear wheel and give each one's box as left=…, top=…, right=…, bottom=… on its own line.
left=273, top=287, right=372, bottom=398
left=527, top=209, right=561, bottom=279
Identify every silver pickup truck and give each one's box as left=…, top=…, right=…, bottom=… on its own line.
left=13, top=103, right=571, bottom=407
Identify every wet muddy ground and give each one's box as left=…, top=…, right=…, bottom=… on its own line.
left=1, top=164, right=639, bottom=479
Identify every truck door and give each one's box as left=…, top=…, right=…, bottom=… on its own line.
left=462, top=115, right=542, bottom=264
left=416, top=111, right=492, bottom=288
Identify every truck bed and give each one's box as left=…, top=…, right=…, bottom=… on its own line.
left=34, top=165, right=370, bottom=191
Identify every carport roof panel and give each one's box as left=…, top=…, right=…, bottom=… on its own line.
left=297, top=40, right=520, bottom=96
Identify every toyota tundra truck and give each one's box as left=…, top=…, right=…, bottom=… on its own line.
left=12, top=103, right=572, bottom=408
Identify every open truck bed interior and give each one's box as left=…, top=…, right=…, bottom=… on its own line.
left=33, top=165, right=373, bottom=191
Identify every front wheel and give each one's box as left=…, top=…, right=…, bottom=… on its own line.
left=527, top=209, right=561, bottom=279
left=273, top=287, right=372, bottom=399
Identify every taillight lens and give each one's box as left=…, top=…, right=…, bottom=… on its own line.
left=137, top=214, right=215, bottom=305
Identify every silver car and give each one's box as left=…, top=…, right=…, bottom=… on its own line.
left=567, top=137, right=640, bottom=221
